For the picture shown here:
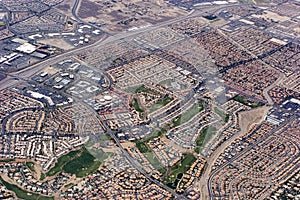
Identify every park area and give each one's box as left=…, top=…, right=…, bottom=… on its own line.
left=194, top=126, right=217, bottom=153
left=0, top=177, right=53, bottom=200
left=164, top=154, right=197, bottom=189
left=172, top=102, right=204, bottom=127
left=46, top=148, right=102, bottom=178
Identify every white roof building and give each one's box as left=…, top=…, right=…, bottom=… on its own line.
left=16, top=43, right=36, bottom=54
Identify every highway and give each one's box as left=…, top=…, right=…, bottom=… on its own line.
left=0, top=2, right=239, bottom=86
left=0, top=2, right=251, bottom=198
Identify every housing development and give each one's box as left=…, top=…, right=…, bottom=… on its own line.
left=0, top=0, right=299, bottom=199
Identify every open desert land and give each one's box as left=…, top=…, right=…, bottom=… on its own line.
left=77, top=0, right=188, bottom=33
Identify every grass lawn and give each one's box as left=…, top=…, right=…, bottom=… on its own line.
left=144, top=152, right=165, bottom=174
left=164, top=154, right=196, bottom=188
left=135, top=141, right=150, bottom=153
left=160, top=97, right=173, bottom=105
left=150, top=97, right=173, bottom=112
left=86, top=135, right=112, bottom=148
left=159, top=79, right=172, bottom=86
left=40, top=172, right=46, bottom=181
left=73, top=160, right=101, bottom=178
left=46, top=150, right=80, bottom=177
left=46, top=148, right=103, bottom=178
left=143, top=128, right=167, bottom=142
left=195, top=126, right=217, bottom=153
left=209, top=18, right=221, bottom=23
left=99, top=134, right=111, bottom=140
left=64, top=183, right=74, bottom=188
left=130, top=98, right=144, bottom=113
left=134, top=127, right=168, bottom=152
left=173, top=102, right=204, bottom=127
left=125, top=85, right=157, bottom=94
left=214, top=107, right=229, bottom=123
left=87, top=148, right=112, bottom=162
left=134, top=140, right=165, bottom=174
left=134, top=85, right=158, bottom=94
left=62, top=148, right=101, bottom=178
left=0, top=158, right=15, bottom=163
left=0, top=177, right=53, bottom=200
left=233, top=95, right=264, bottom=108
left=25, top=162, right=35, bottom=172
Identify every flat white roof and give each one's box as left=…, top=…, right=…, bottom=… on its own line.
left=16, top=43, right=36, bottom=54
left=28, top=34, right=42, bottom=40
left=270, top=38, right=287, bottom=45
left=239, top=19, right=255, bottom=25
left=212, top=1, right=228, bottom=5
left=27, top=90, right=54, bottom=106
left=12, top=38, right=28, bottom=44
left=290, top=98, right=300, bottom=105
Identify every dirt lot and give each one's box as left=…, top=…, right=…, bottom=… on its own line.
left=198, top=105, right=271, bottom=199
left=252, top=11, right=290, bottom=23
left=78, top=0, right=100, bottom=19
left=38, top=38, right=74, bottom=50
left=238, top=106, right=271, bottom=133
left=55, top=0, right=76, bottom=17
left=77, top=0, right=187, bottom=33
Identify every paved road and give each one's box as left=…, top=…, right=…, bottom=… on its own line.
left=206, top=119, right=292, bottom=199
left=71, top=0, right=82, bottom=23
left=199, top=116, right=253, bottom=199
left=217, top=29, right=286, bottom=105
left=1, top=3, right=241, bottom=87
left=262, top=72, right=286, bottom=105
left=0, top=3, right=253, bottom=198
left=107, top=130, right=186, bottom=199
